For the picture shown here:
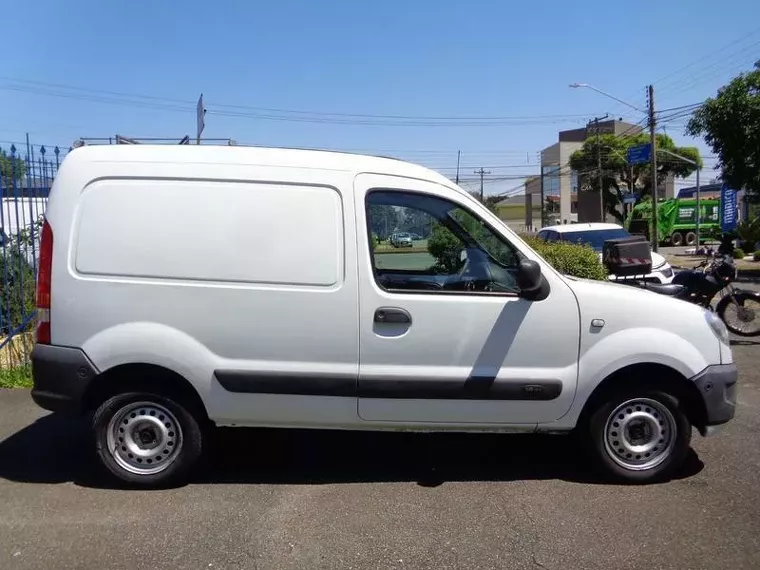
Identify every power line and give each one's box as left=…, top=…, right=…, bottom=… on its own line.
left=656, top=40, right=760, bottom=105
left=652, top=28, right=760, bottom=89
left=599, top=29, right=760, bottom=119
left=0, top=77, right=605, bottom=127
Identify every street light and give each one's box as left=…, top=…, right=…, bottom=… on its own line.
left=568, top=83, right=646, bottom=114
left=570, top=83, right=659, bottom=250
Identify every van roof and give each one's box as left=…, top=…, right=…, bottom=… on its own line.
left=65, top=144, right=458, bottom=190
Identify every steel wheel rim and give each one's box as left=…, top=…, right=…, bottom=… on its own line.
left=106, top=401, right=183, bottom=475
left=724, top=298, right=760, bottom=334
left=603, top=398, right=676, bottom=471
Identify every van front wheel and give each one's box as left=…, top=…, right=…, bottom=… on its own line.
left=93, top=392, right=203, bottom=488
left=587, top=389, right=691, bottom=483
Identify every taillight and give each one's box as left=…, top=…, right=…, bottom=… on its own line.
left=36, top=219, right=53, bottom=344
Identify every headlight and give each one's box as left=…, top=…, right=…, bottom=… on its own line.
left=705, top=310, right=730, bottom=345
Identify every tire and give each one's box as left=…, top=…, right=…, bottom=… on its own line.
left=685, top=231, right=697, bottom=246
left=586, top=389, right=691, bottom=484
left=670, top=232, right=684, bottom=247
left=716, top=292, right=760, bottom=337
left=93, top=392, right=203, bottom=488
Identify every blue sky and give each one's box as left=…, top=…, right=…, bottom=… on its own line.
left=1, top=0, right=758, bottom=195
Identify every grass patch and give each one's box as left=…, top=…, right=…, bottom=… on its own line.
left=374, top=245, right=429, bottom=254
left=0, top=364, right=32, bottom=389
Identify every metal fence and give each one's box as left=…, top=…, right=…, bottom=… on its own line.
left=0, top=141, right=66, bottom=367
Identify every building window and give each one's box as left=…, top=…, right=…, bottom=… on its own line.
left=541, top=165, right=560, bottom=197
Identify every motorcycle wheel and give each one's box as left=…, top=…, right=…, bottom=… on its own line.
left=716, top=292, right=760, bottom=337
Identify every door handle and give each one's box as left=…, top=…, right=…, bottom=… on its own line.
left=374, top=307, right=412, bottom=324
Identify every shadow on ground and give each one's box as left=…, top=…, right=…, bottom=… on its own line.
left=0, top=413, right=703, bottom=489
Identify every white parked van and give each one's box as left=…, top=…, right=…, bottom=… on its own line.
left=31, top=145, right=736, bottom=487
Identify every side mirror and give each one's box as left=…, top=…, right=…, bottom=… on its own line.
left=516, top=259, right=546, bottom=300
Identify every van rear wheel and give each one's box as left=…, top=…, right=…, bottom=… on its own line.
left=587, top=389, right=691, bottom=483
left=93, top=392, right=203, bottom=488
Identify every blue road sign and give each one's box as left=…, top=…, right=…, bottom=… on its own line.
left=622, top=194, right=638, bottom=204
left=721, top=184, right=738, bottom=232
left=627, top=144, right=651, bottom=165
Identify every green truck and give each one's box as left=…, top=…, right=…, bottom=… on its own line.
left=626, top=197, right=721, bottom=246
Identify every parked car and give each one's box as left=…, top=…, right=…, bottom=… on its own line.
left=390, top=232, right=413, bottom=248
left=537, top=223, right=675, bottom=284
left=32, top=145, right=735, bottom=487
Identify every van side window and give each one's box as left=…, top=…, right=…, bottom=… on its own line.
left=366, top=190, right=520, bottom=295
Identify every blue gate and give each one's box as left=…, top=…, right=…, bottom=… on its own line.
left=0, top=141, right=66, bottom=367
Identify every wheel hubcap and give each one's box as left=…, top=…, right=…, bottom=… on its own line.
left=106, top=402, right=183, bottom=475
left=603, top=398, right=676, bottom=471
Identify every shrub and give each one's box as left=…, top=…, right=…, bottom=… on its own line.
left=427, top=226, right=608, bottom=281
left=736, top=217, right=760, bottom=253
left=427, top=223, right=464, bottom=273
left=733, top=248, right=746, bottom=259
left=0, top=245, right=36, bottom=335
left=754, top=250, right=760, bottom=262
left=522, top=235, right=607, bottom=281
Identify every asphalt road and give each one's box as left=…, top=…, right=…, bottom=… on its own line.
left=2, top=340, right=760, bottom=569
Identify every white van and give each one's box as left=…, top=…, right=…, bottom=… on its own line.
left=31, top=145, right=736, bottom=487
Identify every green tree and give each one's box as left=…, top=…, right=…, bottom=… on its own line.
left=368, top=204, right=398, bottom=240
left=399, top=208, right=433, bottom=238
left=427, top=223, right=464, bottom=273
left=569, top=133, right=700, bottom=222
left=687, top=61, right=760, bottom=201
left=0, top=149, right=26, bottom=190
left=466, top=190, right=500, bottom=213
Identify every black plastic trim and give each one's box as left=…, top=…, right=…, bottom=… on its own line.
left=691, top=363, right=738, bottom=427
left=214, top=370, right=356, bottom=397
left=31, top=344, right=100, bottom=413
left=214, top=370, right=562, bottom=401
left=358, top=376, right=562, bottom=400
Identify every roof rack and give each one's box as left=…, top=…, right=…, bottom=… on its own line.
left=72, top=136, right=237, bottom=147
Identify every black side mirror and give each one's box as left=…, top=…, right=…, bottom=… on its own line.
left=517, top=259, right=548, bottom=300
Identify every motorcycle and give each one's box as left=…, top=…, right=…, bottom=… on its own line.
left=630, top=254, right=760, bottom=337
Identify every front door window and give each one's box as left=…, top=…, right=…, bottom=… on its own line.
left=366, top=190, right=521, bottom=295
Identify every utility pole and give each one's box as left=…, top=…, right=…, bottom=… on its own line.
left=474, top=167, right=491, bottom=203
left=597, top=118, right=603, bottom=221
left=455, top=150, right=461, bottom=185
left=648, top=85, right=659, bottom=251
left=591, top=114, right=609, bottom=222
left=696, top=166, right=701, bottom=248
left=540, top=156, right=546, bottom=228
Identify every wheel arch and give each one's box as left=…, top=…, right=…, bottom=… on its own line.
left=578, top=362, right=706, bottom=430
left=83, top=363, right=209, bottom=422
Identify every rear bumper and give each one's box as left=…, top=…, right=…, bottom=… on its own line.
left=691, top=363, right=738, bottom=434
left=31, top=344, right=99, bottom=413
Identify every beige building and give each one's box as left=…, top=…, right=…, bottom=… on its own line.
left=534, top=119, right=674, bottom=228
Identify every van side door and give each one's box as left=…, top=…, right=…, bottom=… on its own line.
left=354, top=173, right=581, bottom=426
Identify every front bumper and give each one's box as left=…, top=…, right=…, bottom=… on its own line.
left=691, top=363, right=738, bottom=435
left=31, top=344, right=100, bottom=413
